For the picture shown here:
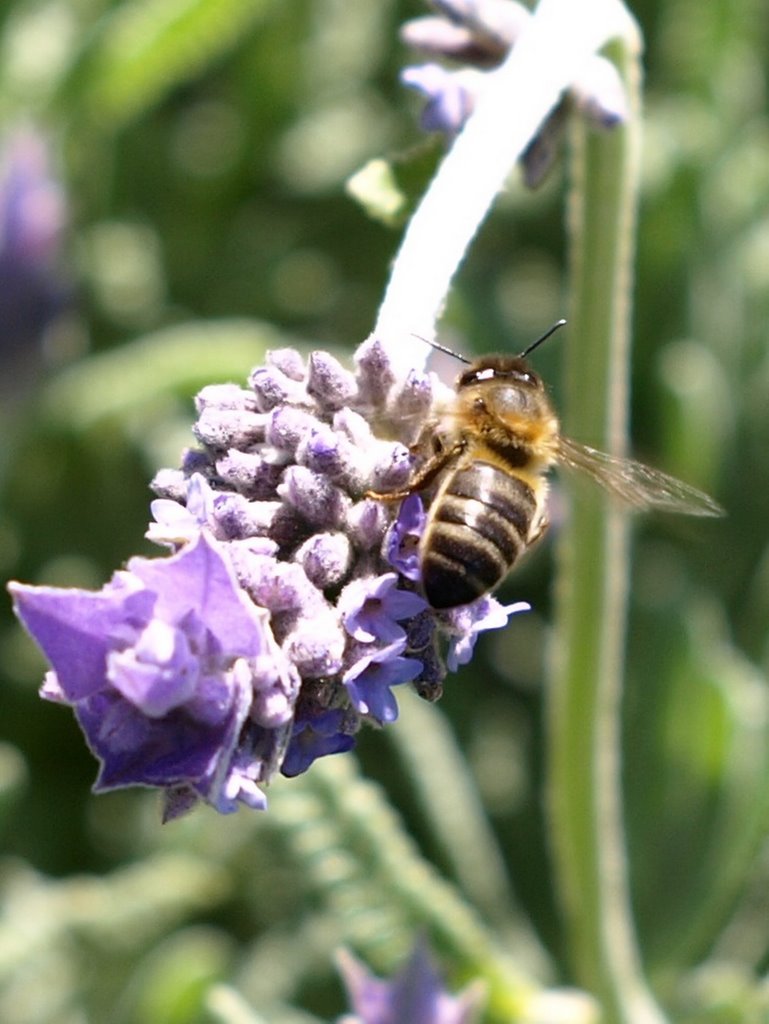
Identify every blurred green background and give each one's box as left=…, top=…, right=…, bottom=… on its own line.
left=1, top=1, right=768, bottom=1021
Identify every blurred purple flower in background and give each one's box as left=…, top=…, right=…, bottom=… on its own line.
left=337, top=941, right=485, bottom=1024
left=0, top=127, right=69, bottom=391
left=401, top=64, right=481, bottom=134
left=400, top=0, right=628, bottom=186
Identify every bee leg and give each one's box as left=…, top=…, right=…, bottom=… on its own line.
left=366, top=439, right=466, bottom=501
left=406, top=424, right=443, bottom=458
left=528, top=510, right=549, bottom=545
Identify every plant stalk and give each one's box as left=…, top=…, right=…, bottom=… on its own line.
left=547, top=32, right=667, bottom=1024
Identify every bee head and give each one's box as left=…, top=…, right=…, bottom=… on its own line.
left=415, top=321, right=564, bottom=391
left=457, top=356, right=542, bottom=392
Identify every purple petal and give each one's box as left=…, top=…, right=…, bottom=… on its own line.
left=385, top=494, right=426, bottom=582
left=9, top=577, right=152, bottom=701
left=216, top=761, right=269, bottom=812
left=204, top=722, right=272, bottom=814
left=338, top=941, right=485, bottom=1024
left=128, top=532, right=267, bottom=658
left=9, top=531, right=277, bottom=811
left=444, top=598, right=530, bottom=671
left=401, top=64, right=479, bottom=134
left=343, top=641, right=422, bottom=724
left=146, top=473, right=214, bottom=548
left=384, top=588, right=428, bottom=620
left=83, top=661, right=252, bottom=797
left=339, top=573, right=426, bottom=644
left=106, top=618, right=199, bottom=717
left=281, top=708, right=356, bottom=777
left=81, top=691, right=217, bottom=790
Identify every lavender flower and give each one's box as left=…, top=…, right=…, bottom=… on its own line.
left=337, top=942, right=485, bottom=1024
left=401, top=0, right=629, bottom=185
left=9, top=336, right=529, bottom=815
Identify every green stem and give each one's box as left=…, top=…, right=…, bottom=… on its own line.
left=547, top=34, right=666, bottom=1024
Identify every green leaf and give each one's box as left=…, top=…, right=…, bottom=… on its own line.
left=628, top=602, right=769, bottom=984
left=41, top=319, right=284, bottom=431
left=0, top=743, right=28, bottom=838
left=57, top=0, right=274, bottom=128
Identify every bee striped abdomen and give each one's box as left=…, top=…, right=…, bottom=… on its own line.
left=421, top=462, right=538, bottom=609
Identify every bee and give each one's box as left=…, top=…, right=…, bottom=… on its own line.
left=369, top=322, right=723, bottom=609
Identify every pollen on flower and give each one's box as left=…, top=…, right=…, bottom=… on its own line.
left=8, top=333, right=529, bottom=817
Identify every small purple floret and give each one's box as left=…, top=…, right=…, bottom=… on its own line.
left=443, top=597, right=530, bottom=671
left=338, top=572, right=427, bottom=644
left=281, top=708, right=356, bottom=778
left=147, top=472, right=214, bottom=547
left=385, top=494, right=426, bottom=582
left=401, top=64, right=478, bottom=134
left=343, top=639, right=423, bottom=724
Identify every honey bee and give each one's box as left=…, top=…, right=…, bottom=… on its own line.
left=369, top=322, right=723, bottom=609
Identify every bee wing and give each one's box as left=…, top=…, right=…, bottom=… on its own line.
left=556, top=436, right=724, bottom=517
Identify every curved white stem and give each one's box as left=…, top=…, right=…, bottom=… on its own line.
left=375, top=0, right=639, bottom=377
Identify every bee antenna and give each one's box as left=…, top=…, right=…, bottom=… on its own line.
left=517, top=318, right=567, bottom=360
left=411, top=334, right=472, bottom=365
